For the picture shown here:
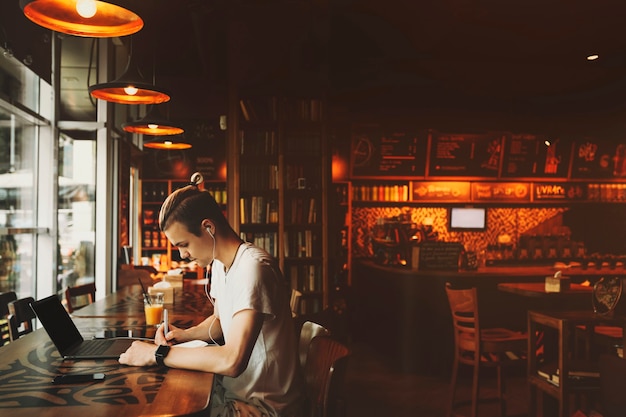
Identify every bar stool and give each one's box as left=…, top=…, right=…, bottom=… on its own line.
left=445, top=282, right=527, bottom=417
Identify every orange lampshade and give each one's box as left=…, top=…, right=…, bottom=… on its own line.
left=20, top=0, right=143, bottom=38
left=122, top=105, right=184, bottom=135
left=143, top=136, right=192, bottom=150
left=125, top=123, right=184, bottom=136
left=89, top=52, right=170, bottom=105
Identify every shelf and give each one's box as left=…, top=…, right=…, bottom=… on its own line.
left=234, top=94, right=329, bottom=314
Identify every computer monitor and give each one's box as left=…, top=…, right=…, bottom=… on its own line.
left=448, top=207, right=487, bottom=232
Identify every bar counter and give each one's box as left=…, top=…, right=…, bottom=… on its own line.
left=351, top=259, right=625, bottom=375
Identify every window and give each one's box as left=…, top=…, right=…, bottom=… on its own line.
left=0, top=105, right=39, bottom=296
left=0, top=46, right=50, bottom=298
left=57, top=133, right=96, bottom=292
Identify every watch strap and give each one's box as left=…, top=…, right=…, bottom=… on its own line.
left=155, top=345, right=171, bottom=367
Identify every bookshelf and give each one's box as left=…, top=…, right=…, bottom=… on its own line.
left=233, top=95, right=329, bottom=314
left=330, top=180, right=352, bottom=293
left=141, top=180, right=170, bottom=270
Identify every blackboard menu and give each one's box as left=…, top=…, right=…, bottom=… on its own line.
left=417, top=241, right=464, bottom=271
left=428, top=132, right=503, bottom=177
left=501, top=134, right=570, bottom=178
left=350, top=127, right=427, bottom=177
left=571, top=138, right=622, bottom=179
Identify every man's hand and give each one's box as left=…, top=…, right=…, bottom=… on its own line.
left=155, top=322, right=188, bottom=345
left=118, top=341, right=158, bottom=366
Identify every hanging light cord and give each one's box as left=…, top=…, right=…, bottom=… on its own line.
left=87, top=37, right=97, bottom=108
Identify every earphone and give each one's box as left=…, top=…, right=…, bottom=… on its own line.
left=203, top=225, right=216, bottom=302
left=204, top=225, right=218, bottom=345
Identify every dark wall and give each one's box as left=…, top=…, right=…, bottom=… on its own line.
left=564, top=204, right=626, bottom=254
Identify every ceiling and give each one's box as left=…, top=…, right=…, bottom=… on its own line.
left=4, top=0, right=626, bottom=127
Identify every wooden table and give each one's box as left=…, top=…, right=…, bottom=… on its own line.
left=498, top=282, right=593, bottom=298
left=527, top=310, right=626, bottom=417
left=71, top=281, right=213, bottom=320
left=0, top=286, right=215, bottom=416
left=497, top=282, right=594, bottom=318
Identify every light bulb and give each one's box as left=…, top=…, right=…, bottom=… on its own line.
left=164, top=141, right=173, bottom=146
left=148, top=123, right=159, bottom=129
left=76, top=0, right=98, bottom=18
left=124, top=85, right=138, bottom=95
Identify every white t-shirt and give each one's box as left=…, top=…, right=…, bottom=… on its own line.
left=210, top=242, right=304, bottom=414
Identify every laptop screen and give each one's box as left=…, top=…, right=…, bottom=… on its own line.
left=30, top=294, right=84, bottom=354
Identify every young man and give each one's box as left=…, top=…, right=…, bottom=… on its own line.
left=119, top=174, right=304, bottom=417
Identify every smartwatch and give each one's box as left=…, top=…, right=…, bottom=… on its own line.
left=155, top=345, right=171, bottom=367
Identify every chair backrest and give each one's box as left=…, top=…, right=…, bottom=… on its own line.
left=0, top=291, right=17, bottom=346
left=64, top=282, right=96, bottom=313
left=445, top=282, right=481, bottom=356
left=305, top=335, right=350, bottom=417
left=299, top=320, right=331, bottom=369
left=8, top=296, right=36, bottom=341
left=0, top=291, right=17, bottom=317
left=290, top=289, right=302, bottom=318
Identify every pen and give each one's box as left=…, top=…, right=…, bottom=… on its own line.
left=162, top=309, right=169, bottom=335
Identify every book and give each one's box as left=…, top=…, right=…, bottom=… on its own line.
left=239, top=99, right=251, bottom=122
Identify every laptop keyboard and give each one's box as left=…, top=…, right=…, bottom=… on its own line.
left=76, top=339, right=115, bottom=355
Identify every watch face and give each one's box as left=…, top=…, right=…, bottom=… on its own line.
left=156, top=344, right=171, bottom=365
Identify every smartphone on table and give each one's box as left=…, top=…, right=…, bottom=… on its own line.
left=52, top=373, right=106, bottom=384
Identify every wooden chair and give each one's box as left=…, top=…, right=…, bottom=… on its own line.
left=304, top=335, right=350, bottom=417
left=299, top=320, right=331, bottom=369
left=445, top=282, right=527, bottom=417
left=290, top=289, right=302, bottom=318
left=64, top=282, right=96, bottom=313
left=7, top=297, right=35, bottom=341
left=0, top=291, right=17, bottom=346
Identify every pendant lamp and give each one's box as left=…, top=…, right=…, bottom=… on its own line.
left=143, top=135, right=192, bottom=150
left=20, top=0, right=143, bottom=38
left=122, top=105, right=184, bottom=135
left=89, top=44, right=170, bottom=105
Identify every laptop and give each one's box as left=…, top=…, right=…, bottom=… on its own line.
left=30, top=294, right=134, bottom=359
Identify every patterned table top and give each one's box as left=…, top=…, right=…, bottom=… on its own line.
left=0, top=285, right=215, bottom=416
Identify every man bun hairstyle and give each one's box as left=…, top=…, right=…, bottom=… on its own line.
left=159, top=172, right=227, bottom=236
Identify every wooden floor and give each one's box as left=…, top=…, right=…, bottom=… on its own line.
left=343, top=341, right=530, bottom=417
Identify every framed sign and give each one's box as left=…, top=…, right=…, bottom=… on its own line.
left=571, top=138, right=621, bottom=179
left=350, top=127, right=428, bottom=177
left=411, top=181, right=471, bottom=202
left=532, top=182, right=587, bottom=202
left=428, top=132, right=503, bottom=178
left=417, top=241, right=464, bottom=271
left=501, top=134, right=570, bottom=178
left=471, top=182, right=531, bottom=202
